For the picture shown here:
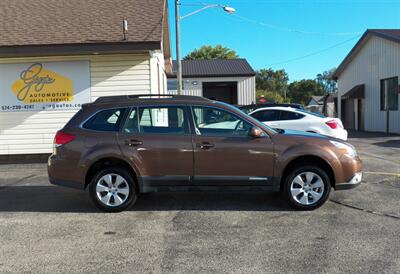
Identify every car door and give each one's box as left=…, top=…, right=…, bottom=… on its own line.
left=117, top=105, right=194, bottom=187
left=191, top=106, right=275, bottom=186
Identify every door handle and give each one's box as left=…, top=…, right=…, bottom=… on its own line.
left=125, top=139, right=143, bottom=147
left=196, top=142, right=215, bottom=149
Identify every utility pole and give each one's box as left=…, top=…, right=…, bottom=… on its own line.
left=174, top=2, right=235, bottom=96
left=175, top=0, right=183, bottom=95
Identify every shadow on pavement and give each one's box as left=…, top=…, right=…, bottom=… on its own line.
left=0, top=186, right=291, bottom=213
left=373, top=139, right=400, bottom=149
left=348, top=130, right=399, bottom=139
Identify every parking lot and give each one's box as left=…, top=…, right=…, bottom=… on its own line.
left=0, top=132, right=399, bottom=273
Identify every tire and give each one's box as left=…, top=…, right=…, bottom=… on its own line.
left=89, top=167, right=138, bottom=212
left=283, top=165, right=331, bottom=210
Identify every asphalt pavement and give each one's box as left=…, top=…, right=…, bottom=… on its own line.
left=0, top=131, right=399, bottom=273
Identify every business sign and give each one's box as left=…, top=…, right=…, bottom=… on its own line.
left=0, top=61, right=91, bottom=111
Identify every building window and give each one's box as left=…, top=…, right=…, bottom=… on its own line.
left=167, top=79, right=186, bottom=93
left=167, top=79, right=177, bottom=92
left=380, top=77, right=399, bottom=110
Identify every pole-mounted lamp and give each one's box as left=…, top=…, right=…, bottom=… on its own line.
left=175, top=2, right=236, bottom=95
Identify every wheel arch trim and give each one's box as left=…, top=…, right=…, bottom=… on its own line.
left=83, top=154, right=143, bottom=192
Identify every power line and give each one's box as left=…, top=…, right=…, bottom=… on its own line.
left=267, top=35, right=361, bottom=66
left=231, top=14, right=363, bottom=36
left=180, top=2, right=362, bottom=36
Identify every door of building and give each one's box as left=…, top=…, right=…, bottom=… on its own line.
left=203, top=82, right=238, bottom=104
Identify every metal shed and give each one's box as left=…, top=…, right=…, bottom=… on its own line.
left=168, top=59, right=256, bottom=105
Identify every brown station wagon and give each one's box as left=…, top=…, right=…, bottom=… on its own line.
left=48, top=95, right=362, bottom=212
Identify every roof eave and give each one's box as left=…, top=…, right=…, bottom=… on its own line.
left=167, top=73, right=256, bottom=79
left=333, top=31, right=370, bottom=80
left=0, top=41, right=161, bottom=58
left=334, top=29, right=400, bottom=80
left=161, top=0, right=172, bottom=74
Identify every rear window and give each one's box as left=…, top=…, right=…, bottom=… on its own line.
left=83, top=108, right=127, bottom=132
left=298, top=109, right=325, bottom=118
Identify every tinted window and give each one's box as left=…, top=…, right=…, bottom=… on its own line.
left=122, top=108, right=139, bottom=133
left=138, top=107, right=187, bottom=135
left=193, top=106, right=252, bottom=137
left=251, top=110, right=280, bottom=122
left=83, top=108, right=126, bottom=132
left=280, top=110, right=304, bottom=120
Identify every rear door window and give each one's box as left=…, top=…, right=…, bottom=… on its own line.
left=279, top=110, right=305, bottom=121
left=138, top=106, right=188, bottom=135
left=251, top=110, right=280, bottom=122
left=83, top=108, right=127, bottom=132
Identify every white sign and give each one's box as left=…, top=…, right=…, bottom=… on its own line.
left=0, top=60, right=91, bottom=111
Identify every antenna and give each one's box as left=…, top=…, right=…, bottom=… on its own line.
left=123, top=19, right=128, bottom=40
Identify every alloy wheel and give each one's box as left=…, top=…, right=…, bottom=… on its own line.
left=95, top=173, right=130, bottom=207
left=290, top=171, right=325, bottom=206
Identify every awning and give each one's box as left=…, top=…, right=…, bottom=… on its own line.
left=342, top=84, right=365, bottom=99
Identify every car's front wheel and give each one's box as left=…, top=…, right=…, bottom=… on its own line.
left=89, top=167, right=137, bottom=212
left=283, top=165, right=331, bottom=210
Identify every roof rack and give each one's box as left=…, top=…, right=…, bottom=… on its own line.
left=94, top=94, right=210, bottom=104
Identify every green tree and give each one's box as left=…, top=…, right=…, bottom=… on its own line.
left=316, top=68, right=337, bottom=93
left=255, top=68, right=289, bottom=100
left=288, top=79, right=325, bottom=105
left=183, top=45, right=238, bottom=60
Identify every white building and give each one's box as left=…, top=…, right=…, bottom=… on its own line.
left=333, top=29, right=400, bottom=133
left=0, top=0, right=171, bottom=157
left=168, top=59, right=256, bottom=105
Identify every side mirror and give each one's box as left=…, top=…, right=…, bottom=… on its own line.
left=250, top=126, right=266, bottom=138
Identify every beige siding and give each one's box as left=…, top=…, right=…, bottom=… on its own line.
left=337, top=36, right=400, bottom=133
left=0, top=54, right=152, bottom=155
left=91, top=55, right=150, bottom=98
left=180, top=76, right=256, bottom=105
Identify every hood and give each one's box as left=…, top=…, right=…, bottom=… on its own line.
left=275, top=128, right=350, bottom=146
left=278, top=129, right=331, bottom=140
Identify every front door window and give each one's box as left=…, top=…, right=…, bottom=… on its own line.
left=192, top=106, right=252, bottom=137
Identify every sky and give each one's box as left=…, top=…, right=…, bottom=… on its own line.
left=168, top=0, right=400, bottom=81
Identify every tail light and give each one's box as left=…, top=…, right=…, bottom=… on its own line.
left=54, top=131, right=75, bottom=146
left=326, top=120, right=341, bottom=129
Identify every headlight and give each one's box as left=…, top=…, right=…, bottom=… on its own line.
left=330, top=140, right=358, bottom=158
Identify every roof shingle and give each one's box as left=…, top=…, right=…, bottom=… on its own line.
left=169, top=59, right=256, bottom=78
left=0, top=0, right=166, bottom=47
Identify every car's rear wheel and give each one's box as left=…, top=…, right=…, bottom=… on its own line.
left=283, top=165, right=331, bottom=210
left=89, top=167, right=137, bottom=212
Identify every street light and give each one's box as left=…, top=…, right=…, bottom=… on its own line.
left=175, top=1, right=236, bottom=95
